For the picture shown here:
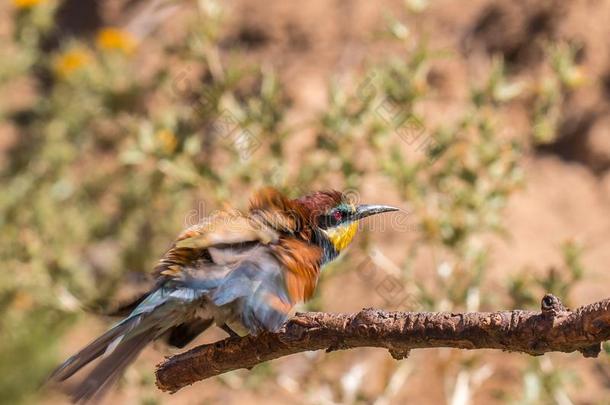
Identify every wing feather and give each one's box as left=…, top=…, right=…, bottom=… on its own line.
left=152, top=199, right=322, bottom=335
left=153, top=210, right=278, bottom=279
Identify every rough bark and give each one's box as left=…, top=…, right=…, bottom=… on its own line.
left=155, top=294, right=610, bottom=393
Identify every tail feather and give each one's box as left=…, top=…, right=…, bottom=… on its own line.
left=49, top=316, right=142, bottom=382
left=107, top=291, right=153, bottom=317
left=49, top=286, right=208, bottom=403
left=69, top=331, right=153, bottom=403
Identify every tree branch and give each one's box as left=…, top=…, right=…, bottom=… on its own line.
left=155, top=294, right=610, bottom=393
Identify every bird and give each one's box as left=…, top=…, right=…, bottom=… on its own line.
left=49, top=187, right=398, bottom=402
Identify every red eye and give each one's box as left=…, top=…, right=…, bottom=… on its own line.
left=333, top=211, right=343, bottom=221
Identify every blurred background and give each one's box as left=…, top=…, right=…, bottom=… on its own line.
left=2, top=0, right=610, bottom=404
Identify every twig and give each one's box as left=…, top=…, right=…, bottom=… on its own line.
left=156, top=294, right=610, bottom=393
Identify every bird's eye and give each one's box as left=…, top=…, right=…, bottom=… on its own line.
left=318, top=209, right=345, bottom=229
left=333, top=210, right=343, bottom=222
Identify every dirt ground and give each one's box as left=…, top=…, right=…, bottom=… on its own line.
left=27, top=0, right=610, bottom=404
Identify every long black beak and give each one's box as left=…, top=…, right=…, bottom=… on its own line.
left=353, top=204, right=399, bottom=220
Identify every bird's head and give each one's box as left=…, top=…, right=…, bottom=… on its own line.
left=297, top=190, right=398, bottom=262
left=249, top=187, right=398, bottom=262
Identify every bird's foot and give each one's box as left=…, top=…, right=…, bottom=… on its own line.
left=221, top=324, right=241, bottom=339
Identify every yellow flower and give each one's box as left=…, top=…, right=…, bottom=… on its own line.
left=563, top=66, right=586, bottom=89
left=52, top=48, right=92, bottom=79
left=96, top=27, right=138, bottom=54
left=156, top=129, right=178, bottom=153
left=12, top=291, right=34, bottom=311
left=12, top=0, right=45, bottom=9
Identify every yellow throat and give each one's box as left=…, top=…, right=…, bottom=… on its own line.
left=324, top=221, right=359, bottom=252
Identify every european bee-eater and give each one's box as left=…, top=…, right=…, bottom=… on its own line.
left=50, top=187, right=398, bottom=402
